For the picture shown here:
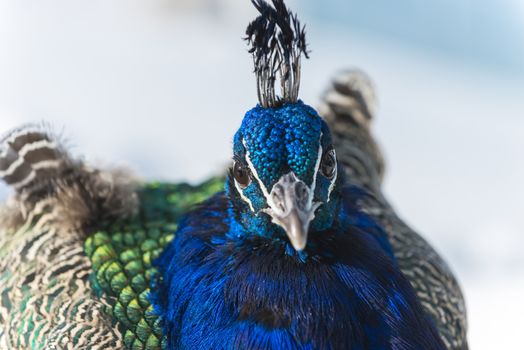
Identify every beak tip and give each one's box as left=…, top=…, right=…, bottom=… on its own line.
left=289, top=239, right=307, bottom=252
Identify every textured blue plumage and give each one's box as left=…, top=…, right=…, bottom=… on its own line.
left=151, top=189, right=444, bottom=349
left=237, top=102, right=324, bottom=187
left=150, top=101, right=446, bottom=349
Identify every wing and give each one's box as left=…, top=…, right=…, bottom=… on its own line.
left=318, top=70, right=468, bottom=350
left=0, top=124, right=132, bottom=349
left=0, top=123, right=224, bottom=350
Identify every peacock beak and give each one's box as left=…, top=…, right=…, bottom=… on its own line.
left=263, top=172, right=321, bottom=251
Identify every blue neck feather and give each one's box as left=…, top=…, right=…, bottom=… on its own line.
left=150, top=187, right=445, bottom=349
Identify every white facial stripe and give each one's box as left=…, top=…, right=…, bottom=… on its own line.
left=309, top=133, right=323, bottom=204
left=242, top=136, right=327, bottom=214
left=242, top=139, right=288, bottom=214
left=327, top=149, right=338, bottom=202
left=242, top=139, right=270, bottom=198
left=232, top=139, right=272, bottom=213
left=234, top=179, right=255, bottom=212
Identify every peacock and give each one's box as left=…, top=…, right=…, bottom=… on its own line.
left=0, top=0, right=467, bottom=349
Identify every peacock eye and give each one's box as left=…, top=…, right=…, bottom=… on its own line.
left=233, top=160, right=252, bottom=188
left=320, top=147, right=337, bottom=180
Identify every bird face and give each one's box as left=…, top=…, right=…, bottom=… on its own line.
left=228, top=101, right=341, bottom=252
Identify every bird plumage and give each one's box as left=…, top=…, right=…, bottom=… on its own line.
left=0, top=128, right=222, bottom=349
left=84, top=179, right=224, bottom=350
left=152, top=187, right=446, bottom=350
left=0, top=123, right=137, bottom=349
left=149, top=94, right=446, bottom=349
left=0, top=1, right=468, bottom=349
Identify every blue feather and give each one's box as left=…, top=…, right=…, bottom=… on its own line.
left=151, top=190, right=445, bottom=349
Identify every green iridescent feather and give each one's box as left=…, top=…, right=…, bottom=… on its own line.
left=84, top=177, right=224, bottom=350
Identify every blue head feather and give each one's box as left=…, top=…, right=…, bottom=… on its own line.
left=235, top=102, right=324, bottom=187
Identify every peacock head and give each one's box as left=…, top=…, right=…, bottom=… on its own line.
left=227, top=0, right=341, bottom=252
left=225, top=0, right=343, bottom=252
left=228, top=101, right=342, bottom=252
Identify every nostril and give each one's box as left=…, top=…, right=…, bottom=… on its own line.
left=272, top=188, right=282, bottom=202
left=295, top=182, right=308, bottom=200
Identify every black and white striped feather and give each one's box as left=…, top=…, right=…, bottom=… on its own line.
left=0, top=123, right=138, bottom=231
left=0, top=123, right=138, bottom=349
left=245, top=0, right=309, bottom=108
left=0, top=123, right=68, bottom=192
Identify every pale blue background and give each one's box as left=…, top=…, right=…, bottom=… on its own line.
left=0, top=1, right=523, bottom=347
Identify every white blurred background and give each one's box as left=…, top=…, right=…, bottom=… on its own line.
left=0, top=0, right=523, bottom=348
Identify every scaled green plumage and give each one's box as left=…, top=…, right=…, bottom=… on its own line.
left=84, top=178, right=224, bottom=350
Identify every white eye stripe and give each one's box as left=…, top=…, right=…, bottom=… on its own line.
left=231, top=140, right=271, bottom=213
left=327, top=149, right=338, bottom=202
left=234, top=178, right=255, bottom=212
left=242, top=139, right=270, bottom=198
left=238, top=136, right=333, bottom=211
left=309, top=133, right=323, bottom=203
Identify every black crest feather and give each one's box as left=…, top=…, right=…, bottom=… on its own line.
left=245, top=0, right=309, bottom=108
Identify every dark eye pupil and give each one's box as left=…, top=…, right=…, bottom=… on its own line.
left=233, top=161, right=251, bottom=187
left=321, top=149, right=337, bottom=179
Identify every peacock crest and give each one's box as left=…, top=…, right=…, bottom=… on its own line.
left=245, top=0, right=309, bottom=108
